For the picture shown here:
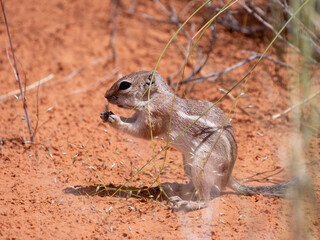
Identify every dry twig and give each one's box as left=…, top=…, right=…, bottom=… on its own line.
left=109, top=0, right=121, bottom=64
left=0, top=138, right=3, bottom=160
left=1, top=0, right=34, bottom=142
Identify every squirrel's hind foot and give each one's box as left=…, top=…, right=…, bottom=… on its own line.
left=169, top=196, right=208, bottom=212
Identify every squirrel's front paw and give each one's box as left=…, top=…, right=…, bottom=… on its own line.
left=100, top=110, right=115, bottom=123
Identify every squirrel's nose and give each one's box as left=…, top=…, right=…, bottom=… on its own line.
left=104, top=90, right=110, bottom=99
left=105, top=92, right=117, bottom=102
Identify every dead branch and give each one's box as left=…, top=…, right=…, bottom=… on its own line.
left=239, top=0, right=318, bottom=64
left=128, top=0, right=136, bottom=14
left=184, top=54, right=258, bottom=84
left=1, top=0, right=34, bottom=142
left=153, top=0, right=211, bottom=87
left=170, top=25, right=215, bottom=88
left=275, top=0, right=320, bottom=41
left=110, top=13, right=119, bottom=63
left=217, top=15, right=265, bottom=35
left=153, top=0, right=199, bottom=45
left=137, top=0, right=217, bottom=88
left=181, top=51, right=297, bottom=85
left=206, top=3, right=265, bottom=35
left=273, top=0, right=320, bottom=58
left=242, top=50, right=297, bottom=71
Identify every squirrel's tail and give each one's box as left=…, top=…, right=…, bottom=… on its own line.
left=228, top=176, right=296, bottom=197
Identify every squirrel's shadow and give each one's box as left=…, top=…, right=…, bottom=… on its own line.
left=63, top=182, right=197, bottom=201
left=64, top=183, right=163, bottom=200
left=63, top=167, right=286, bottom=202
left=63, top=182, right=237, bottom=202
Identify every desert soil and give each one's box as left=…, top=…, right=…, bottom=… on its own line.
left=0, top=0, right=319, bottom=239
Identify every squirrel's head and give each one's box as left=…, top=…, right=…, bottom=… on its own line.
left=105, top=71, right=172, bottom=110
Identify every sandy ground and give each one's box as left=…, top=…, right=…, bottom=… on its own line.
left=0, top=0, right=319, bottom=239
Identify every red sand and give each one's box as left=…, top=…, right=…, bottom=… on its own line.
left=0, top=1, right=319, bottom=239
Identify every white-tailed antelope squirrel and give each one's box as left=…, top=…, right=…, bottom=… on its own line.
left=100, top=71, right=294, bottom=211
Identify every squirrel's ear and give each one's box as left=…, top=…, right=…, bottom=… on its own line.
left=146, top=73, right=155, bottom=86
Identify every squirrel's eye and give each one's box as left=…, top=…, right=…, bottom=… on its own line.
left=119, top=81, right=131, bottom=90
left=146, top=74, right=155, bottom=85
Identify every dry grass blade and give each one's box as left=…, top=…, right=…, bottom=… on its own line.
left=0, top=74, right=54, bottom=100
left=63, top=56, right=112, bottom=82
left=219, top=88, right=253, bottom=118
left=271, top=89, right=320, bottom=120
left=136, top=12, right=171, bottom=24
left=70, top=68, right=120, bottom=95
